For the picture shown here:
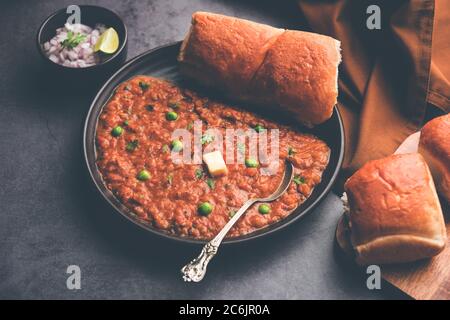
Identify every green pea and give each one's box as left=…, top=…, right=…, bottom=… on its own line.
left=198, top=202, right=213, bottom=216
left=166, top=111, right=178, bottom=121
left=137, top=169, right=150, bottom=181
left=245, top=158, right=259, bottom=168
left=258, top=204, right=271, bottom=215
left=254, top=124, right=265, bottom=133
left=171, top=139, right=183, bottom=152
left=111, top=126, right=123, bottom=137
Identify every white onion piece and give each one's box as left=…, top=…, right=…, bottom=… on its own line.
left=42, top=23, right=107, bottom=68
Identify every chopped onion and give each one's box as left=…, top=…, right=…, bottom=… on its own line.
left=42, top=23, right=107, bottom=68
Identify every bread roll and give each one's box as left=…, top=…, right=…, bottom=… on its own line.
left=178, top=12, right=341, bottom=127
left=419, top=114, right=450, bottom=203
left=338, top=153, right=446, bottom=265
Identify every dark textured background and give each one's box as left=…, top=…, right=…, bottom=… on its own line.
left=0, top=0, right=403, bottom=299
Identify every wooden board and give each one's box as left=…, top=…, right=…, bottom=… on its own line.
left=381, top=131, right=450, bottom=300
left=383, top=214, right=450, bottom=300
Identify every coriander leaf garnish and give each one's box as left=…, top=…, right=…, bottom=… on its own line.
left=201, top=133, right=215, bottom=145
left=146, top=105, right=154, bottom=112
left=206, top=178, right=215, bottom=189
left=139, top=81, right=150, bottom=91
left=125, top=140, right=138, bottom=152
left=293, top=175, right=306, bottom=185
left=195, top=168, right=204, bottom=179
left=187, top=122, right=194, bottom=130
left=162, top=144, right=170, bottom=153
left=229, top=210, right=237, bottom=218
left=254, top=124, right=265, bottom=133
left=61, top=31, right=87, bottom=49
left=288, top=146, right=296, bottom=157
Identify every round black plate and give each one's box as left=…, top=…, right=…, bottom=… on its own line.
left=83, top=42, right=344, bottom=244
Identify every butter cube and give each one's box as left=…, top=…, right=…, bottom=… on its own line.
left=203, top=151, right=228, bottom=177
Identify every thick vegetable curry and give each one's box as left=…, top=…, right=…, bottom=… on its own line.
left=96, top=76, right=330, bottom=239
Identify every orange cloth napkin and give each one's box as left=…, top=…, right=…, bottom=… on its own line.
left=297, top=0, right=449, bottom=186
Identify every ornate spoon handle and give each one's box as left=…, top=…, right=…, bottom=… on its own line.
left=181, top=198, right=257, bottom=282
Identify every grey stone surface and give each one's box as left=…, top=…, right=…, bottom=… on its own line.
left=0, top=0, right=400, bottom=299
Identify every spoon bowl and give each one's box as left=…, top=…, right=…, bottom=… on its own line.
left=257, top=160, right=294, bottom=202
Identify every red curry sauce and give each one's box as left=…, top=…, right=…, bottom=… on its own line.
left=96, top=76, right=330, bottom=239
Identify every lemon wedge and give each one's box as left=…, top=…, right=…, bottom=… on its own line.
left=94, top=28, right=119, bottom=54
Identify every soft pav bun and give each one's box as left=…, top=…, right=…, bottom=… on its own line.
left=419, top=113, right=450, bottom=203
left=337, top=153, right=446, bottom=265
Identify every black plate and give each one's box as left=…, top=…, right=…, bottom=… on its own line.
left=83, top=42, right=344, bottom=244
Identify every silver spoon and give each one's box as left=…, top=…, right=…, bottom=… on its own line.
left=181, top=160, right=295, bottom=282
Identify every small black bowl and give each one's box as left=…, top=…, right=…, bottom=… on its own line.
left=37, top=5, right=127, bottom=86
